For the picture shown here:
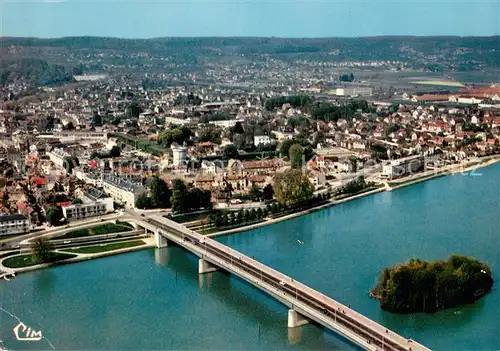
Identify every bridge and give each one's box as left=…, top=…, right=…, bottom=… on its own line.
left=135, top=213, right=430, bottom=351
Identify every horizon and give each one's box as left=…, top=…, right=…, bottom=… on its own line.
left=2, top=34, right=500, bottom=40
left=2, top=0, right=499, bottom=38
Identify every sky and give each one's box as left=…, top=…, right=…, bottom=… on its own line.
left=1, top=0, right=499, bottom=38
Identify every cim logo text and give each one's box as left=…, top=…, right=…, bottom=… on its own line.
left=13, top=322, right=42, bottom=341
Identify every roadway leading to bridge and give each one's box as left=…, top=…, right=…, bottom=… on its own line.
left=131, top=212, right=431, bottom=351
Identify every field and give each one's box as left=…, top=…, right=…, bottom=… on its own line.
left=3, top=252, right=76, bottom=268
left=411, top=80, right=465, bottom=87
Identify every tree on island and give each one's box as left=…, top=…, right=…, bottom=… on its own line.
left=371, top=255, right=494, bottom=314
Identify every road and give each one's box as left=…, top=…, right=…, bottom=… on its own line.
left=0, top=212, right=126, bottom=250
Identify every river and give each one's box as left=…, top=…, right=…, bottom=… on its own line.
left=1, top=163, right=499, bottom=350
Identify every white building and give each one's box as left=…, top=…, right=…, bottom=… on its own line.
left=51, top=131, right=108, bottom=143
left=254, top=135, right=272, bottom=146
left=335, top=87, right=373, bottom=97
left=381, top=155, right=425, bottom=179
left=0, top=214, right=31, bottom=237
left=47, top=148, right=71, bottom=169
left=62, top=188, right=114, bottom=221
left=102, top=175, right=145, bottom=208
left=171, top=143, right=187, bottom=167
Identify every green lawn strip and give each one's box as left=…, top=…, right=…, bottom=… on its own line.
left=61, top=240, right=146, bottom=254
left=168, top=212, right=210, bottom=224
left=3, top=252, right=77, bottom=269
left=58, top=222, right=134, bottom=239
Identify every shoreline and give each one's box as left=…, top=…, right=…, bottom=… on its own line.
left=207, top=156, right=500, bottom=238
left=3, top=156, right=499, bottom=276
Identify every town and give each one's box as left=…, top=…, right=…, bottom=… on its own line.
left=0, top=73, right=499, bottom=239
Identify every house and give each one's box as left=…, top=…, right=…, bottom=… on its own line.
left=0, top=214, right=31, bottom=236
left=308, top=170, right=326, bottom=189
left=102, top=175, right=145, bottom=208
left=381, top=155, right=425, bottom=179
left=254, top=135, right=272, bottom=146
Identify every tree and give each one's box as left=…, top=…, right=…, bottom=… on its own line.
left=30, top=237, right=55, bottom=263
left=92, top=112, right=102, bottom=126
left=230, top=121, right=245, bottom=135
left=248, top=183, right=263, bottom=201
left=170, top=179, right=189, bottom=214
left=199, top=125, right=222, bottom=144
left=89, top=151, right=100, bottom=160
left=263, top=184, right=274, bottom=201
left=150, top=176, right=171, bottom=208
left=289, top=143, right=304, bottom=169
left=135, top=194, right=153, bottom=209
left=62, top=156, right=79, bottom=174
left=126, top=102, right=143, bottom=118
left=279, top=139, right=295, bottom=158
left=222, top=144, right=239, bottom=160
left=272, top=169, right=314, bottom=206
left=109, top=145, right=121, bottom=158
left=64, top=121, right=75, bottom=130
left=46, top=206, right=63, bottom=226
left=158, top=126, right=193, bottom=147
left=71, top=198, right=83, bottom=205
left=2, top=190, right=9, bottom=208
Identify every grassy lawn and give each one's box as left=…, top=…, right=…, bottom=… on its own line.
left=59, top=222, right=134, bottom=239
left=169, top=212, right=210, bottom=224
left=3, top=252, right=77, bottom=269
left=62, top=240, right=145, bottom=254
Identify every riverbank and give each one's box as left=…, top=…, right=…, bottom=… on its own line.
left=388, top=156, right=500, bottom=191
left=207, top=187, right=386, bottom=238
left=208, top=156, right=500, bottom=238
left=0, top=236, right=155, bottom=277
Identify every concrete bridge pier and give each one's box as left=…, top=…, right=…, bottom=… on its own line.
left=155, top=231, right=168, bottom=248
left=198, top=259, right=219, bottom=274
left=288, top=309, right=309, bottom=328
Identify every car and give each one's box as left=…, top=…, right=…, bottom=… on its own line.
left=63, top=240, right=71, bottom=244
left=279, top=281, right=286, bottom=286
left=141, top=214, right=145, bottom=217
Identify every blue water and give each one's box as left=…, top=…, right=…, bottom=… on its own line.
left=1, top=163, right=499, bottom=350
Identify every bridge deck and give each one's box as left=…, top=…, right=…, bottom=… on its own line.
left=138, top=214, right=430, bottom=351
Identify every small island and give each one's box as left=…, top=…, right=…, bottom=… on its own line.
left=371, top=255, right=494, bottom=314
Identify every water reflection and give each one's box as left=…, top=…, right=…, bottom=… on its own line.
left=288, top=325, right=302, bottom=344
left=154, top=247, right=169, bottom=266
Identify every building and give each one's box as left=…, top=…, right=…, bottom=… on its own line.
left=254, top=135, right=272, bottom=146
left=381, top=155, right=425, bottom=179
left=47, top=148, right=71, bottom=168
left=171, top=143, right=187, bottom=167
left=62, top=188, right=114, bottom=221
left=102, top=175, right=145, bottom=208
left=52, top=131, right=108, bottom=143
left=334, top=87, right=373, bottom=97
left=0, top=214, right=31, bottom=237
